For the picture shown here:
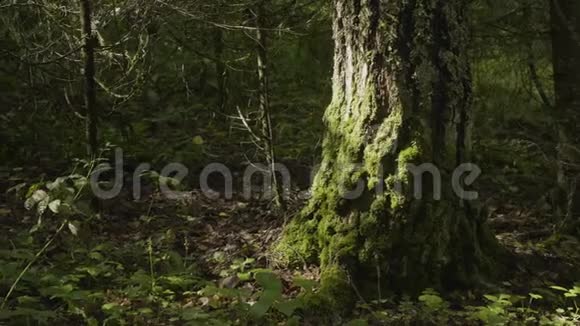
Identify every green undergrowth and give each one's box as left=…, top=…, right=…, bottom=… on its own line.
left=2, top=227, right=579, bottom=326
left=1, top=170, right=579, bottom=325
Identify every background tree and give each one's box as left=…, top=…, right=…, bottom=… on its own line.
left=550, top=0, right=580, bottom=234
left=79, top=0, right=99, bottom=157
left=254, top=1, right=284, bottom=208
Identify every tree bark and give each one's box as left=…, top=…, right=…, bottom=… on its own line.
left=550, top=0, right=580, bottom=234
left=80, top=0, right=98, bottom=157
left=524, top=0, right=552, bottom=109
left=255, top=2, right=285, bottom=210
left=277, top=0, right=503, bottom=302
left=214, top=28, right=227, bottom=113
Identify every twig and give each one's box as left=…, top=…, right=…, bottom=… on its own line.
left=236, top=106, right=264, bottom=143
left=1, top=220, right=68, bottom=310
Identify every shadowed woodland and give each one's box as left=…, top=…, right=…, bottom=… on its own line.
left=1, top=0, right=580, bottom=324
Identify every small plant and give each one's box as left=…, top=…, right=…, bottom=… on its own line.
left=418, top=288, right=448, bottom=312
left=24, top=172, right=94, bottom=234
left=545, top=284, right=580, bottom=324
left=249, top=270, right=316, bottom=320
left=224, top=257, right=256, bottom=281
left=469, top=294, right=516, bottom=326
left=418, top=288, right=449, bottom=323
left=1, top=167, right=98, bottom=314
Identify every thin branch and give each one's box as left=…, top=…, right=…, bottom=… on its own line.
left=154, top=0, right=299, bottom=34
left=236, top=106, right=264, bottom=144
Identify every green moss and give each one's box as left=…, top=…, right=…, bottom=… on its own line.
left=294, top=266, right=357, bottom=324
left=397, top=143, right=421, bottom=168
left=295, top=266, right=355, bottom=321
left=273, top=217, right=319, bottom=265
left=319, top=265, right=355, bottom=309
left=364, top=106, right=404, bottom=183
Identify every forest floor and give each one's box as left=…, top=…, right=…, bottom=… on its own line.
left=1, top=163, right=580, bottom=325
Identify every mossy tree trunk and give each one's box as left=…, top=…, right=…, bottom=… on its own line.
left=277, top=0, right=503, bottom=301
left=550, top=0, right=580, bottom=234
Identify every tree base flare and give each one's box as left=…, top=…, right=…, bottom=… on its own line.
left=276, top=195, right=508, bottom=301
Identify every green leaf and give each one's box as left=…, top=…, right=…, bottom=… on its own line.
left=418, top=294, right=445, bottom=310
left=255, top=271, right=283, bottom=293
left=25, top=190, right=49, bottom=214
left=16, top=296, right=40, bottom=305
left=550, top=286, right=569, bottom=292
left=24, top=197, right=35, bottom=211
left=36, top=195, right=50, bottom=216
left=529, top=293, right=543, bottom=300
left=76, top=266, right=101, bottom=277
left=286, top=316, right=302, bottom=326
left=6, top=182, right=27, bottom=194
left=484, top=294, right=499, bottom=302
left=89, top=251, right=104, bottom=260
left=68, top=222, right=79, bottom=236
left=48, top=199, right=61, bottom=214
left=31, top=189, right=48, bottom=203
left=160, top=275, right=197, bottom=289
left=138, top=307, right=154, bottom=315
left=293, top=276, right=316, bottom=292
left=159, top=176, right=181, bottom=188
left=182, top=308, right=210, bottom=321
left=192, top=136, right=204, bottom=145
left=102, top=302, right=120, bottom=311
left=237, top=272, right=252, bottom=281
left=40, top=284, right=75, bottom=298
left=47, top=177, right=66, bottom=191
left=251, top=290, right=278, bottom=317
left=274, top=299, right=301, bottom=317
left=251, top=271, right=283, bottom=317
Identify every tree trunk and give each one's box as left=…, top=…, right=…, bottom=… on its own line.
left=255, top=2, right=285, bottom=210
left=550, top=0, right=580, bottom=234
left=80, top=0, right=98, bottom=157
left=214, top=28, right=227, bottom=113
left=277, top=0, right=503, bottom=301
left=524, top=0, right=552, bottom=109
